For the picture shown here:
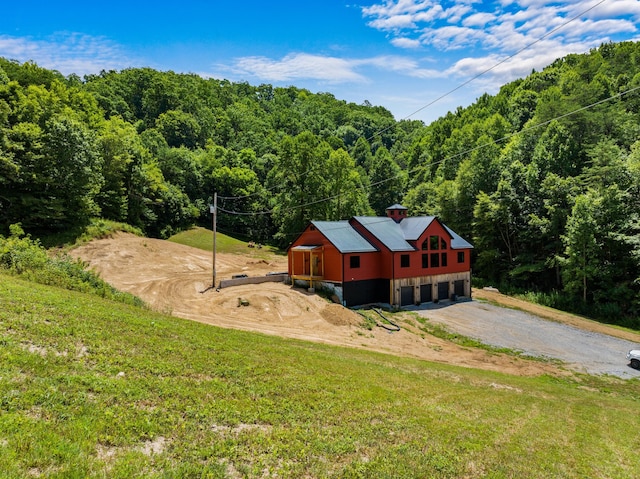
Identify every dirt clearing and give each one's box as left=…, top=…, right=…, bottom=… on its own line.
left=71, top=233, right=639, bottom=378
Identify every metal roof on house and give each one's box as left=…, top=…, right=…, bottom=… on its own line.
left=444, top=225, right=474, bottom=249
left=311, top=220, right=378, bottom=253
left=386, top=204, right=408, bottom=210
left=353, top=216, right=416, bottom=252
left=290, top=245, right=322, bottom=251
left=398, top=216, right=437, bottom=241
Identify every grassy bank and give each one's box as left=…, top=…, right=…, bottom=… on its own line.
left=169, top=226, right=283, bottom=258
left=1, top=274, right=639, bottom=478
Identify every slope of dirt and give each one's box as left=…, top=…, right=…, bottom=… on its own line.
left=71, top=233, right=575, bottom=377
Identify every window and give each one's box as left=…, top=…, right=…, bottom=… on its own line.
left=440, top=238, right=447, bottom=249
left=350, top=256, right=360, bottom=268
left=421, top=239, right=429, bottom=251
left=422, top=254, right=429, bottom=268
left=400, top=254, right=410, bottom=268
left=457, top=251, right=465, bottom=263
left=441, top=252, right=448, bottom=267
left=430, top=235, right=439, bottom=250
left=430, top=252, right=439, bottom=268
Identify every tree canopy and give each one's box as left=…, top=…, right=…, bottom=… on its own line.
left=2, top=41, right=640, bottom=325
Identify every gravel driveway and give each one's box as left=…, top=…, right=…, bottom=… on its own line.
left=409, top=299, right=640, bottom=379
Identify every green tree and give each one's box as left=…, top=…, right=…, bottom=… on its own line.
left=325, top=148, right=372, bottom=219
left=561, top=193, right=600, bottom=302
left=155, top=109, right=203, bottom=149
left=268, top=131, right=332, bottom=246
left=367, top=146, right=406, bottom=215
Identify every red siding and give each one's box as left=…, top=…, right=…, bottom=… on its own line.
left=347, top=221, right=394, bottom=278
left=288, top=225, right=343, bottom=282
left=342, top=251, right=383, bottom=281
left=289, top=219, right=472, bottom=288
left=393, top=221, right=470, bottom=279
left=322, top=246, right=342, bottom=281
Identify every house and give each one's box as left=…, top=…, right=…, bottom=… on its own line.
left=288, top=204, right=473, bottom=307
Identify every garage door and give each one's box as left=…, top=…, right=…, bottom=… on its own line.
left=437, top=282, right=449, bottom=301
left=454, top=280, right=465, bottom=297
left=400, top=286, right=414, bottom=306
left=420, top=283, right=432, bottom=303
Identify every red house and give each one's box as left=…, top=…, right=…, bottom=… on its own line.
left=288, top=205, right=473, bottom=307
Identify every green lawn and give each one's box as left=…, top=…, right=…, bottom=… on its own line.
left=1, top=273, right=640, bottom=478
left=168, top=227, right=283, bottom=258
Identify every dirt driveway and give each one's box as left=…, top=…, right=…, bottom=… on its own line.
left=71, top=233, right=640, bottom=379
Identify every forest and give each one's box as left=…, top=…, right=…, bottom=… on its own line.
left=1, top=41, right=639, bottom=326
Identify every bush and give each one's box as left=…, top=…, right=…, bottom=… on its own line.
left=0, top=224, right=145, bottom=307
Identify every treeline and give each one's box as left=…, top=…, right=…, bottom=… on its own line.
left=1, top=41, right=640, bottom=325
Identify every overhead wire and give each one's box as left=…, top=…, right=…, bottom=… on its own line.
left=216, top=0, right=610, bottom=205
left=390, top=0, right=609, bottom=126
left=213, top=0, right=630, bottom=238
left=217, top=82, right=640, bottom=224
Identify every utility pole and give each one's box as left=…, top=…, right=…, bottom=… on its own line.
left=211, top=192, right=217, bottom=288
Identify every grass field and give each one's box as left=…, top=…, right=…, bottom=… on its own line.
left=168, top=227, right=283, bottom=258
left=1, top=273, right=640, bottom=478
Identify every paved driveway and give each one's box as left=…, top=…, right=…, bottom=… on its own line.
left=409, top=300, right=640, bottom=379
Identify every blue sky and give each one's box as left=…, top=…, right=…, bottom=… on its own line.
left=2, top=1, right=640, bottom=124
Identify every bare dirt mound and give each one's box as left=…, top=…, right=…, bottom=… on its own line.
left=71, top=233, right=562, bottom=377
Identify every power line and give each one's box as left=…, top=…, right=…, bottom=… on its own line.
left=217, top=83, right=640, bottom=221
left=218, top=0, right=609, bottom=202
left=395, top=0, right=608, bottom=125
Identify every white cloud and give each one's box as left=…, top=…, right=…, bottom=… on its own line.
left=229, top=53, right=367, bottom=83
left=363, top=0, right=640, bottom=53
left=361, top=0, right=640, bottom=91
left=367, top=14, right=417, bottom=30
left=391, top=37, right=422, bottom=48
left=0, top=33, right=135, bottom=76
left=462, top=12, right=497, bottom=27
left=419, top=26, right=486, bottom=50
left=221, top=52, right=445, bottom=86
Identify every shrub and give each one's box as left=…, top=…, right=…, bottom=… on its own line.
left=0, top=224, right=144, bottom=307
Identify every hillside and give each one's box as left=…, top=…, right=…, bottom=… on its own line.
left=2, top=41, right=640, bottom=327
left=70, top=232, right=562, bottom=377
left=2, top=273, right=640, bottom=478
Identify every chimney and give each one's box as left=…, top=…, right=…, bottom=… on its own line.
left=385, top=204, right=408, bottom=223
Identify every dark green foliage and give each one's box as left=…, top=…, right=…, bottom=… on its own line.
left=407, top=40, right=640, bottom=324
left=2, top=40, right=640, bottom=325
